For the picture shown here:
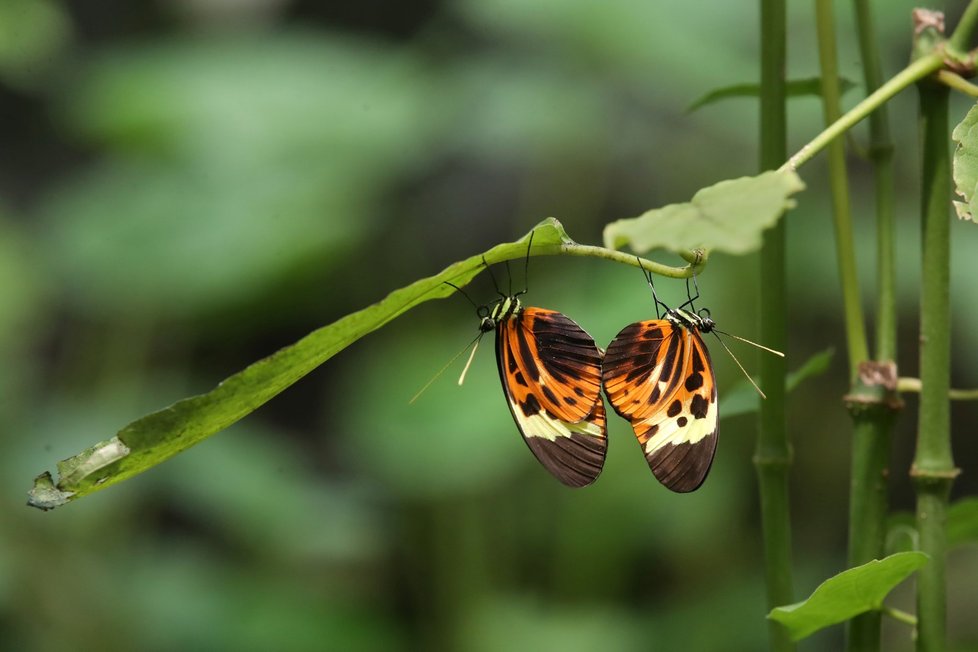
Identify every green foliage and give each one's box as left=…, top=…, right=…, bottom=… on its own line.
left=28, top=219, right=572, bottom=509
left=768, top=552, right=928, bottom=641
left=947, top=498, right=978, bottom=547
left=42, top=34, right=439, bottom=316
left=719, top=348, right=834, bottom=419
left=686, top=76, right=858, bottom=113
left=887, top=498, right=978, bottom=553
left=952, top=101, right=978, bottom=222
left=0, top=0, right=69, bottom=87
left=602, top=170, right=805, bottom=255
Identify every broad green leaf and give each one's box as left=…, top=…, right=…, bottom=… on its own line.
left=719, top=348, right=834, bottom=419
left=603, top=170, right=805, bottom=255
left=768, top=552, right=928, bottom=641
left=687, top=77, right=858, bottom=113
left=27, top=218, right=573, bottom=510
left=952, top=102, right=978, bottom=222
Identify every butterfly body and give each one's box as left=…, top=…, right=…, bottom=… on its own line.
left=486, top=299, right=608, bottom=488
left=602, top=306, right=719, bottom=493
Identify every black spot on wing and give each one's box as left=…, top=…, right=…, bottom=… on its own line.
left=521, top=394, right=541, bottom=416
left=690, top=393, right=709, bottom=419
left=684, top=372, right=703, bottom=392
left=658, top=334, right=681, bottom=383
left=643, top=327, right=664, bottom=340
left=648, top=384, right=662, bottom=405
left=677, top=416, right=688, bottom=427
left=691, top=344, right=705, bottom=373
left=541, top=385, right=559, bottom=406
left=666, top=399, right=682, bottom=417
left=514, top=372, right=527, bottom=387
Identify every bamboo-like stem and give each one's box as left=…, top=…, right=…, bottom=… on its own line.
left=816, top=0, right=868, bottom=379
left=782, top=54, right=943, bottom=171
left=913, top=77, right=956, bottom=652
left=756, top=0, right=794, bottom=650
left=845, top=1, right=902, bottom=650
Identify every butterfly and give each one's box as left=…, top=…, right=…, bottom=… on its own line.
left=602, top=267, right=779, bottom=492
left=444, top=236, right=608, bottom=487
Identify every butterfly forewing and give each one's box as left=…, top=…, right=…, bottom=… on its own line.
left=602, top=319, right=718, bottom=492
left=497, top=307, right=608, bottom=487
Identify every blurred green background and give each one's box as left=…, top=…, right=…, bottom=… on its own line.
left=3, top=1, right=977, bottom=650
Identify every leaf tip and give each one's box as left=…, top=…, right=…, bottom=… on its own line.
left=27, top=471, right=75, bottom=511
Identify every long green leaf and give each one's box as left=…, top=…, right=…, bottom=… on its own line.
left=28, top=218, right=573, bottom=510
left=768, top=552, right=928, bottom=641
left=602, top=170, right=805, bottom=255
left=686, top=76, right=858, bottom=113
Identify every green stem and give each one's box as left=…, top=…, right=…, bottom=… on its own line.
left=948, top=0, right=978, bottom=53
left=816, top=0, right=868, bottom=379
left=913, top=77, right=956, bottom=652
left=851, top=0, right=897, bottom=364
left=845, top=1, right=902, bottom=650
left=782, top=54, right=943, bottom=171
left=898, top=377, right=978, bottom=399
left=882, top=606, right=919, bottom=628
left=552, top=243, right=706, bottom=278
left=756, top=1, right=794, bottom=651
left=936, top=69, right=978, bottom=97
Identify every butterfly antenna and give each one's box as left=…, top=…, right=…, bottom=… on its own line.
left=711, top=332, right=768, bottom=400
left=636, top=257, right=665, bottom=319
left=482, top=256, right=505, bottom=298
left=444, top=281, right=481, bottom=312
left=457, top=334, right=484, bottom=386
left=410, top=332, right=484, bottom=404
left=679, top=274, right=701, bottom=311
left=516, top=231, right=534, bottom=297
left=713, top=328, right=785, bottom=358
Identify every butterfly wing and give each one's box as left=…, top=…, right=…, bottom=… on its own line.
left=496, top=308, right=607, bottom=487
left=602, top=320, right=718, bottom=492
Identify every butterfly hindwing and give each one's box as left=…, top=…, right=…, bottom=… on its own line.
left=602, top=319, right=718, bottom=492
left=497, top=308, right=607, bottom=487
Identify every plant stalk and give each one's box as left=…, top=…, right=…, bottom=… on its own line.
left=816, top=0, right=868, bottom=379
left=756, top=0, right=794, bottom=650
left=845, top=1, right=902, bottom=650
left=783, top=54, right=943, bottom=171
left=913, top=77, right=956, bottom=652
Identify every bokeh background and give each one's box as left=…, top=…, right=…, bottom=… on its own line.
left=3, top=0, right=977, bottom=650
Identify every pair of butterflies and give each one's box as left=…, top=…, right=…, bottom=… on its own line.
left=441, top=248, right=776, bottom=493
left=478, top=281, right=719, bottom=492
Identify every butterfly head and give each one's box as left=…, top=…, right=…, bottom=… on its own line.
left=667, top=307, right=715, bottom=333
left=480, top=295, right=522, bottom=332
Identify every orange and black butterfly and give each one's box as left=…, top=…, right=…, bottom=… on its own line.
left=602, top=268, right=778, bottom=492
left=447, top=238, right=608, bottom=487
